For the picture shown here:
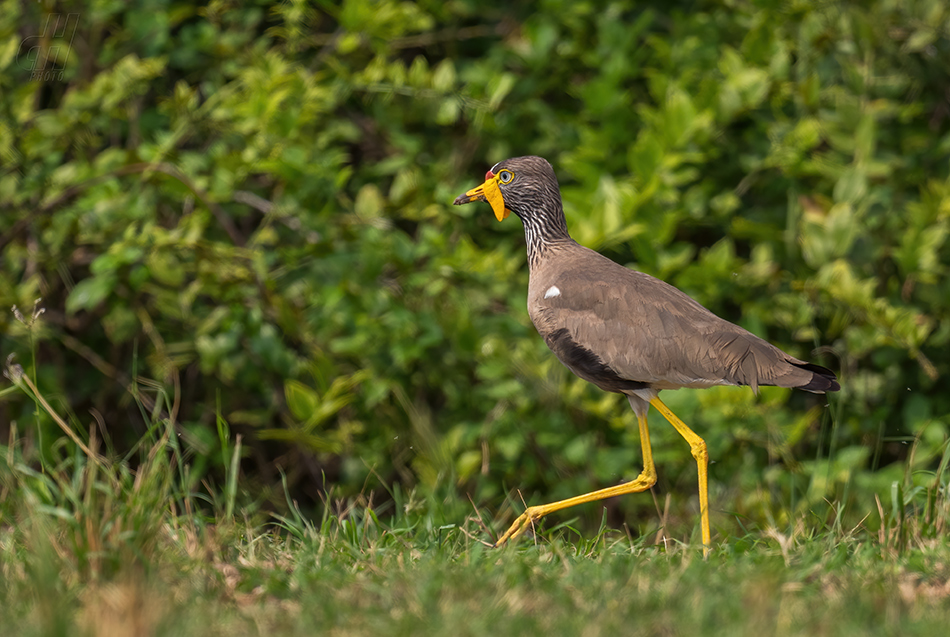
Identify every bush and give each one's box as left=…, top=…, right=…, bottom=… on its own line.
left=2, top=0, right=948, bottom=539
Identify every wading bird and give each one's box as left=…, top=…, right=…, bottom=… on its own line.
left=454, top=156, right=839, bottom=555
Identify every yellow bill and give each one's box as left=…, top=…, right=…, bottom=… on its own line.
left=453, top=173, right=511, bottom=221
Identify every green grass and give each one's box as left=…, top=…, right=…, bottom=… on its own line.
left=2, top=367, right=950, bottom=636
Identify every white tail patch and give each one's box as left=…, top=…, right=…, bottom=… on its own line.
left=544, top=285, right=561, bottom=299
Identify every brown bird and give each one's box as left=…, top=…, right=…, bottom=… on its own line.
left=453, top=156, right=839, bottom=555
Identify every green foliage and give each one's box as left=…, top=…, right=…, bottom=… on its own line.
left=1, top=0, right=950, bottom=543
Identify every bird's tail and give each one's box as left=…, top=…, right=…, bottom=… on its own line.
left=790, top=361, right=840, bottom=393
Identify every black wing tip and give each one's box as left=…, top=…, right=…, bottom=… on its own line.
left=799, top=375, right=840, bottom=393
left=792, top=361, right=840, bottom=393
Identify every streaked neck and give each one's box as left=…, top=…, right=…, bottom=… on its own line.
left=521, top=201, right=573, bottom=269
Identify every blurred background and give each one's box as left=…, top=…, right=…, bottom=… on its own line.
left=1, top=0, right=948, bottom=542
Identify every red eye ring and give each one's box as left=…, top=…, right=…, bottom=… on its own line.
left=485, top=170, right=494, bottom=180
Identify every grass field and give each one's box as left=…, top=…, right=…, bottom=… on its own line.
left=2, top=371, right=950, bottom=636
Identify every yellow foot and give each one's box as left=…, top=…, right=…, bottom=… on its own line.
left=494, top=506, right=546, bottom=547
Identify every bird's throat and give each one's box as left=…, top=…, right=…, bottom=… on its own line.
left=521, top=202, right=572, bottom=269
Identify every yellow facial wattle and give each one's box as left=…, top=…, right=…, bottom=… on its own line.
left=453, top=173, right=511, bottom=221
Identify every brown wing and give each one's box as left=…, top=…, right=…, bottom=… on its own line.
left=529, top=246, right=838, bottom=394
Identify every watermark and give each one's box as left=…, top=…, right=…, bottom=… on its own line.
left=16, top=13, right=79, bottom=81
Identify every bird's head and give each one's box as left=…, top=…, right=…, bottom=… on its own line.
left=453, top=156, right=561, bottom=222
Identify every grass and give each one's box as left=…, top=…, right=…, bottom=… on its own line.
left=2, top=362, right=950, bottom=635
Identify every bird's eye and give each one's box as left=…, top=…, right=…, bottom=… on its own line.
left=498, top=170, right=513, bottom=184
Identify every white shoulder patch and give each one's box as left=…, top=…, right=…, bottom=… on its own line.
left=543, top=285, right=561, bottom=299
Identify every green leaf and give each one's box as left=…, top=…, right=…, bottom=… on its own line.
left=488, top=73, right=515, bottom=109
left=285, top=380, right=319, bottom=422
left=355, top=184, right=385, bottom=218
left=146, top=251, right=185, bottom=286
left=66, top=275, right=117, bottom=314
left=629, top=131, right=663, bottom=181
left=663, top=89, right=696, bottom=145
left=855, top=113, right=876, bottom=161
left=431, top=59, right=455, bottom=92
left=436, top=97, right=459, bottom=125
left=905, top=29, right=935, bottom=52
left=834, top=167, right=867, bottom=203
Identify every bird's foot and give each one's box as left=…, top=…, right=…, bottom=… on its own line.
left=494, top=506, right=546, bottom=548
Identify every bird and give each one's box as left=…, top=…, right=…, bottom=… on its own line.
left=453, top=155, right=840, bottom=556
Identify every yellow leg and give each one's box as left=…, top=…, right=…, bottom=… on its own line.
left=650, top=397, right=710, bottom=557
left=494, top=412, right=656, bottom=547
